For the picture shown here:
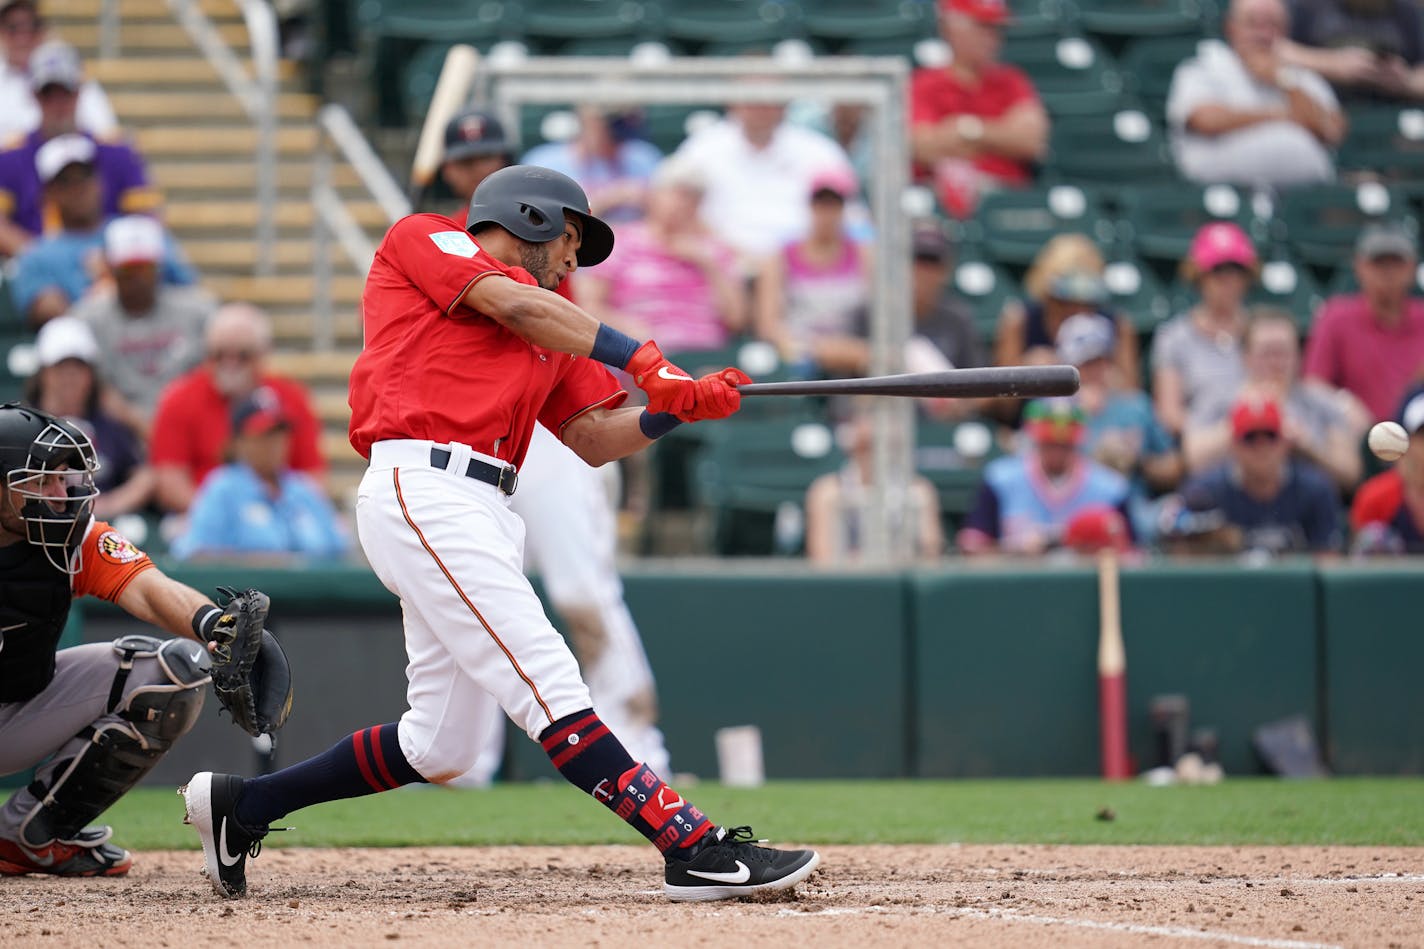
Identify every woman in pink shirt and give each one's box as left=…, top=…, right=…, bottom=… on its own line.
left=578, top=158, right=746, bottom=355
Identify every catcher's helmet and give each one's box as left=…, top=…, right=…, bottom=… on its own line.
left=0, top=402, right=99, bottom=575
left=465, top=165, right=614, bottom=267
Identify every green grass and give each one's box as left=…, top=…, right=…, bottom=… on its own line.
left=106, top=778, right=1424, bottom=851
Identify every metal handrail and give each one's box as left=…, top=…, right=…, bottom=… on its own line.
left=311, top=103, right=411, bottom=351
left=165, top=0, right=279, bottom=276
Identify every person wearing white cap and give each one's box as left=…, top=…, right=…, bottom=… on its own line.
left=8, top=142, right=193, bottom=327
left=0, top=4, right=117, bottom=142
left=0, top=35, right=154, bottom=257
left=1350, top=384, right=1424, bottom=554
left=22, top=314, right=154, bottom=519
left=69, top=215, right=215, bottom=427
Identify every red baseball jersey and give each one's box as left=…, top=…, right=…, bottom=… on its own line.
left=348, top=213, right=626, bottom=466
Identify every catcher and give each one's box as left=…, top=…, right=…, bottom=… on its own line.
left=0, top=402, right=291, bottom=877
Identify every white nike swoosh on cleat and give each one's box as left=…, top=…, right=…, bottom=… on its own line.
left=657, top=366, right=693, bottom=382
left=685, top=861, right=750, bottom=884
left=218, top=818, right=243, bottom=867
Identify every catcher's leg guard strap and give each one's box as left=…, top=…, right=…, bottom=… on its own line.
left=22, top=639, right=208, bottom=842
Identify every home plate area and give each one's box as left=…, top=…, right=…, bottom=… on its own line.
left=6, top=844, right=1421, bottom=948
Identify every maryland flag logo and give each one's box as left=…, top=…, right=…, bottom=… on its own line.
left=98, top=530, right=142, bottom=565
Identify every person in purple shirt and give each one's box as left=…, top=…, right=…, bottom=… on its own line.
left=0, top=37, right=155, bottom=257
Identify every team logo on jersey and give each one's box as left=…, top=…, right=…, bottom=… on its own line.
left=429, top=230, right=478, bottom=258
left=97, top=530, right=143, bottom=565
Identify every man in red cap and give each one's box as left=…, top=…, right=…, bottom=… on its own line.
left=909, top=0, right=1049, bottom=217
left=1177, top=393, right=1341, bottom=554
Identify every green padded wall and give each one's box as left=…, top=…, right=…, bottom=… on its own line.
left=1318, top=566, right=1424, bottom=774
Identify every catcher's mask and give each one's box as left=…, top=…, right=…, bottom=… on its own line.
left=0, top=403, right=100, bottom=575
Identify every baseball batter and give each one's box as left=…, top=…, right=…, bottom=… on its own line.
left=0, top=403, right=284, bottom=877
left=432, top=109, right=670, bottom=784
left=182, top=165, right=820, bottom=901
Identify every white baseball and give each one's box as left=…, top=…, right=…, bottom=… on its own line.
left=1368, top=421, right=1410, bottom=461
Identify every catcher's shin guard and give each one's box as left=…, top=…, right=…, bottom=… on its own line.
left=20, top=636, right=210, bottom=843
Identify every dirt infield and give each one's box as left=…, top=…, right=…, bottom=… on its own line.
left=7, top=844, right=1421, bottom=948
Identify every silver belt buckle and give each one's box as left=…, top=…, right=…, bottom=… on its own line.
left=497, top=464, right=518, bottom=495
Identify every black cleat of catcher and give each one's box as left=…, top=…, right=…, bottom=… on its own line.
left=180, top=771, right=269, bottom=898
left=663, top=825, right=820, bottom=902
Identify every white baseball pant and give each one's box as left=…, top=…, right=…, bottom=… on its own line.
left=453, top=425, right=670, bottom=787
left=356, top=439, right=592, bottom=783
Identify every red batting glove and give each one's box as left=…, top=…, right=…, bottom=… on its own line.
left=626, top=340, right=696, bottom=416
left=676, top=367, right=753, bottom=422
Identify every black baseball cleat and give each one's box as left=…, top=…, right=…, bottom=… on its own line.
left=179, top=771, right=270, bottom=898
left=663, top=825, right=820, bottom=902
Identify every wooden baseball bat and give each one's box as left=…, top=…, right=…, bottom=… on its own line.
left=736, top=365, right=1079, bottom=400
left=408, top=44, right=481, bottom=200
left=1097, top=548, right=1131, bottom=781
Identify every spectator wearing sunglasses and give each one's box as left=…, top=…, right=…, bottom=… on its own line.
left=148, top=302, right=324, bottom=514
left=1177, top=393, right=1342, bottom=555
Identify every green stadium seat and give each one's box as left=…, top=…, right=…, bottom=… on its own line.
left=640, top=103, right=721, bottom=153
left=357, top=0, right=517, bottom=42
left=1119, top=34, right=1204, bottom=113
left=1278, top=183, right=1416, bottom=270
left=838, top=33, right=930, bottom=60
left=1043, top=107, right=1176, bottom=185
left=1102, top=256, right=1173, bottom=332
left=1004, top=35, right=1125, bottom=116
left=692, top=415, right=844, bottom=555
left=1, top=331, right=34, bottom=403
left=802, top=0, right=936, bottom=43
left=556, top=36, right=667, bottom=57
left=951, top=258, right=1020, bottom=341
left=661, top=0, right=804, bottom=48
left=1336, top=106, right=1424, bottom=185
left=1003, top=0, right=1079, bottom=40
left=1076, top=0, right=1215, bottom=39
left=970, top=184, right=1115, bottom=268
left=521, top=0, right=657, bottom=42
left=1115, top=182, right=1262, bottom=268
left=915, top=416, right=1002, bottom=531
left=1247, top=256, right=1325, bottom=332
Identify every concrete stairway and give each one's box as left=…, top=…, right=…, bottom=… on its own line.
left=54, top=0, right=386, bottom=504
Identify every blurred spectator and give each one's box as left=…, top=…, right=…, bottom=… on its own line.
left=672, top=96, right=855, bottom=267
left=0, top=7, right=117, bottom=140
left=170, top=389, right=348, bottom=562
left=1166, top=0, right=1345, bottom=187
left=1350, top=384, right=1424, bottom=554
left=523, top=105, right=663, bottom=225
left=70, top=215, right=214, bottom=429
left=1303, top=222, right=1424, bottom=422
left=787, top=101, right=872, bottom=200
left=754, top=167, right=872, bottom=377
left=1178, top=394, right=1342, bottom=554
left=23, top=314, right=151, bottom=519
left=1150, top=222, right=1257, bottom=439
left=432, top=107, right=515, bottom=216
left=904, top=218, right=983, bottom=373
left=910, top=0, right=1049, bottom=218
left=1059, top=313, right=1182, bottom=538
left=1280, top=0, right=1424, bottom=102
left=578, top=157, right=746, bottom=353
left=9, top=136, right=192, bottom=326
left=995, top=233, right=1139, bottom=388
left=1184, top=308, right=1369, bottom=489
left=0, top=39, right=155, bottom=256
left=957, top=398, right=1134, bottom=556
left=805, top=408, right=943, bottom=564
left=149, top=302, right=324, bottom=514
left=1156, top=482, right=1245, bottom=555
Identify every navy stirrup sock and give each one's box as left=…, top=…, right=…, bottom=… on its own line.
left=234, top=723, right=426, bottom=828
left=540, top=709, right=712, bottom=853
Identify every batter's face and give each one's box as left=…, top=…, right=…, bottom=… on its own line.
left=521, top=213, right=582, bottom=290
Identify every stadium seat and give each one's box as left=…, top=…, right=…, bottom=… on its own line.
left=1115, top=182, right=1262, bottom=268
left=520, top=0, right=657, bottom=42
left=1247, top=256, right=1325, bottom=332
left=1002, top=0, right=1079, bottom=40
left=1336, top=106, right=1424, bottom=186
left=661, top=0, right=805, bottom=48
left=1003, top=35, right=1126, bottom=116
left=640, top=103, right=722, bottom=154
left=951, top=258, right=1020, bottom=341
left=1102, top=256, right=1173, bottom=332
left=0, top=332, right=33, bottom=403
left=970, top=184, right=1115, bottom=268
left=356, top=0, right=517, bottom=42
left=1043, top=108, right=1176, bottom=185
left=1076, top=0, right=1216, bottom=39
left=1118, top=34, right=1205, bottom=114
left=1278, top=183, right=1416, bottom=270
left=692, top=415, right=844, bottom=555
left=915, top=416, right=1002, bottom=532
left=802, top=0, right=936, bottom=43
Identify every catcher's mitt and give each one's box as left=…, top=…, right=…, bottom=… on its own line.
left=208, top=587, right=293, bottom=737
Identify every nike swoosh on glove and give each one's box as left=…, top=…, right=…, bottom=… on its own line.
left=626, top=340, right=696, bottom=416
left=676, top=367, right=753, bottom=422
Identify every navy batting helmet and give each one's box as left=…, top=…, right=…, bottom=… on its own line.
left=465, top=165, right=614, bottom=267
